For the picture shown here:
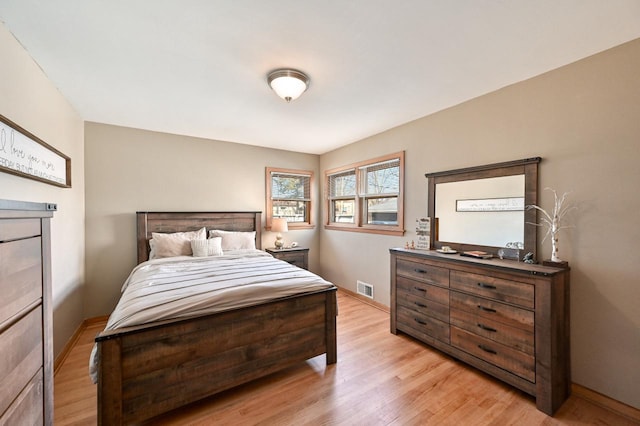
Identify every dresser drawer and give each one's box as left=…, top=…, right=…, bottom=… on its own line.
left=397, top=305, right=449, bottom=343
left=397, top=290, right=449, bottom=323
left=397, top=258, right=449, bottom=287
left=0, top=307, right=43, bottom=415
left=0, top=237, right=42, bottom=327
left=451, top=326, right=535, bottom=382
left=450, top=308, right=534, bottom=355
left=397, top=276, right=449, bottom=306
left=0, top=368, right=43, bottom=425
left=450, top=270, right=534, bottom=309
left=0, top=218, right=40, bottom=242
left=450, top=291, right=533, bottom=331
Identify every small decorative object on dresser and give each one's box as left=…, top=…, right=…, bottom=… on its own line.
left=0, top=199, right=55, bottom=424
left=266, top=246, right=309, bottom=270
left=527, top=188, right=576, bottom=263
left=415, top=217, right=431, bottom=250
left=390, top=248, right=571, bottom=416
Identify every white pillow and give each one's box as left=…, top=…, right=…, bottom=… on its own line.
left=191, top=237, right=223, bottom=257
left=149, top=227, right=206, bottom=259
left=208, top=229, right=256, bottom=251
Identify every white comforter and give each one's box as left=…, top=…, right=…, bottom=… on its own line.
left=89, top=250, right=335, bottom=382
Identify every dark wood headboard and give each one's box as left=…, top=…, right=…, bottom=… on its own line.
left=136, top=211, right=262, bottom=264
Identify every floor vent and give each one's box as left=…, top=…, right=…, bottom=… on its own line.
left=357, top=280, right=374, bottom=299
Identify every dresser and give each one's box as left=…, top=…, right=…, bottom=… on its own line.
left=390, top=248, right=570, bottom=415
left=0, top=200, right=55, bottom=425
left=266, top=247, right=309, bottom=270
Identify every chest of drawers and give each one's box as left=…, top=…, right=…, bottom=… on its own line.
left=0, top=200, right=54, bottom=425
left=390, top=248, right=570, bottom=415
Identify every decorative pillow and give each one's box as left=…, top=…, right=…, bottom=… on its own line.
left=149, top=227, right=206, bottom=259
left=208, top=229, right=256, bottom=251
left=191, top=237, right=223, bottom=257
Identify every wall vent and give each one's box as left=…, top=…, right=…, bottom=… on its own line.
left=357, top=280, right=374, bottom=299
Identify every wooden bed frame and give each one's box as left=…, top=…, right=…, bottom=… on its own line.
left=95, top=211, right=337, bottom=425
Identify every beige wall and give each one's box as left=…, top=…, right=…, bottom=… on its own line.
left=0, top=24, right=85, bottom=357
left=319, top=38, right=640, bottom=409
left=83, top=123, right=320, bottom=317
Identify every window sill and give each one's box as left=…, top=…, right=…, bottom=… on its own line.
left=266, top=224, right=315, bottom=231
left=324, top=224, right=405, bottom=236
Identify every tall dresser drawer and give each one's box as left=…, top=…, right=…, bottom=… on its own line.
left=0, top=307, right=43, bottom=416
left=450, top=270, right=534, bottom=308
left=0, top=237, right=42, bottom=327
left=397, top=305, right=449, bottom=343
left=0, top=218, right=40, bottom=241
left=451, top=326, right=535, bottom=382
left=450, top=291, right=534, bottom=331
left=450, top=308, right=534, bottom=355
left=396, top=276, right=449, bottom=306
left=0, top=368, right=43, bottom=425
left=397, top=258, right=449, bottom=287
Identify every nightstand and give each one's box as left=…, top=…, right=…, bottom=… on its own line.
left=266, top=247, right=309, bottom=270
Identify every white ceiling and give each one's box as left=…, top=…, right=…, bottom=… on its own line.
left=1, top=1, right=639, bottom=154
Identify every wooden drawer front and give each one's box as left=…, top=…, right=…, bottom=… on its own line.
left=397, top=305, right=449, bottom=343
left=396, top=276, right=449, bottom=306
left=450, top=308, right=534, bottom=355
left=0, top=368, right=43, bottom=425
left=450, top=270, right=534, bottom=309
left=0, top=218, right=40, bottom=242
left=397, top=290, right=449, bottom=323
left=0, top=307, right=43, bottom=415
left=0, top=237, right=42, bottom=327
left=397, top=258, right=449, bottom=287
left=278, top=252, right=305, bottom=266
left=450, top=291, right=533, bottom=331
left=451, top=326, right=535, bottom=382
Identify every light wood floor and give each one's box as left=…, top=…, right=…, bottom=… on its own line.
left=54, top=291, right=637, bottom=425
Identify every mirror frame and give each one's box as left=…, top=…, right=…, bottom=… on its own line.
left=426, top=157, right=541, bottom=259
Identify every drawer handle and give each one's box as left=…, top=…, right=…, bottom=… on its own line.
left=477, top=282, right=497, bottom=290
left=414, top=268, right=427, bottom=274
left=477, top=323, right=497, bottom=333
left=414, top=318, right=427, bottom=325
left=478, top=344, right=497, bottom=355
left=413, top=286, right=427, bottom=292
left=477, top=305, right=497, bottom=313
left=414, top=302, right=427, bottom=308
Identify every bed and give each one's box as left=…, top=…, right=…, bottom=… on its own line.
left=93, top=211, right=337, bottom=425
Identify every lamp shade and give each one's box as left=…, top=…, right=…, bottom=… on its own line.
left=271, top=217, right=289, bottom=233
left=267, top=69, right=309, bottom=102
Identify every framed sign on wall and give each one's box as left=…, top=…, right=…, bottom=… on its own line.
left=0, top=114, right=71, bottom=188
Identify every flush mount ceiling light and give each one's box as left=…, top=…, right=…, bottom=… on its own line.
left=267, top=69, right=310, bottom=102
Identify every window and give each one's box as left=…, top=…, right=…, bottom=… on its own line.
left=266, top=167, right=314, bottom=229
left=325, top=151, right=404, bottom=236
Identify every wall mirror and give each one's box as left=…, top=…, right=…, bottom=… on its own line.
left=426, top=157, right=540, bottom=259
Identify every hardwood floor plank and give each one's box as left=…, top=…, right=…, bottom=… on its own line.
left=55, top=290, right=637, bottom=425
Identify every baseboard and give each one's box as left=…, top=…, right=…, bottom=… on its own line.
left=54, top=315, right=109, bottom=375
left=572, top=383, right=640, bottom=422
left=338, top=286, right=390, bottom=313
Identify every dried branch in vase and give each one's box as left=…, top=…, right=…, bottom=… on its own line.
left=526, top=188, right=577, bottom=262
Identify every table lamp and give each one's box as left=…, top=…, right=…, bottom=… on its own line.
left=271, top=218, right=288, bottom=249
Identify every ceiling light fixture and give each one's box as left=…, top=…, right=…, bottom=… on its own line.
left=267, top=69, right=310, bottom=102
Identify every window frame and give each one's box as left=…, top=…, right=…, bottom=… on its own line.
left=324, top=151, right=405, bottom=236
left=266, top=167, right=315, bottom=230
